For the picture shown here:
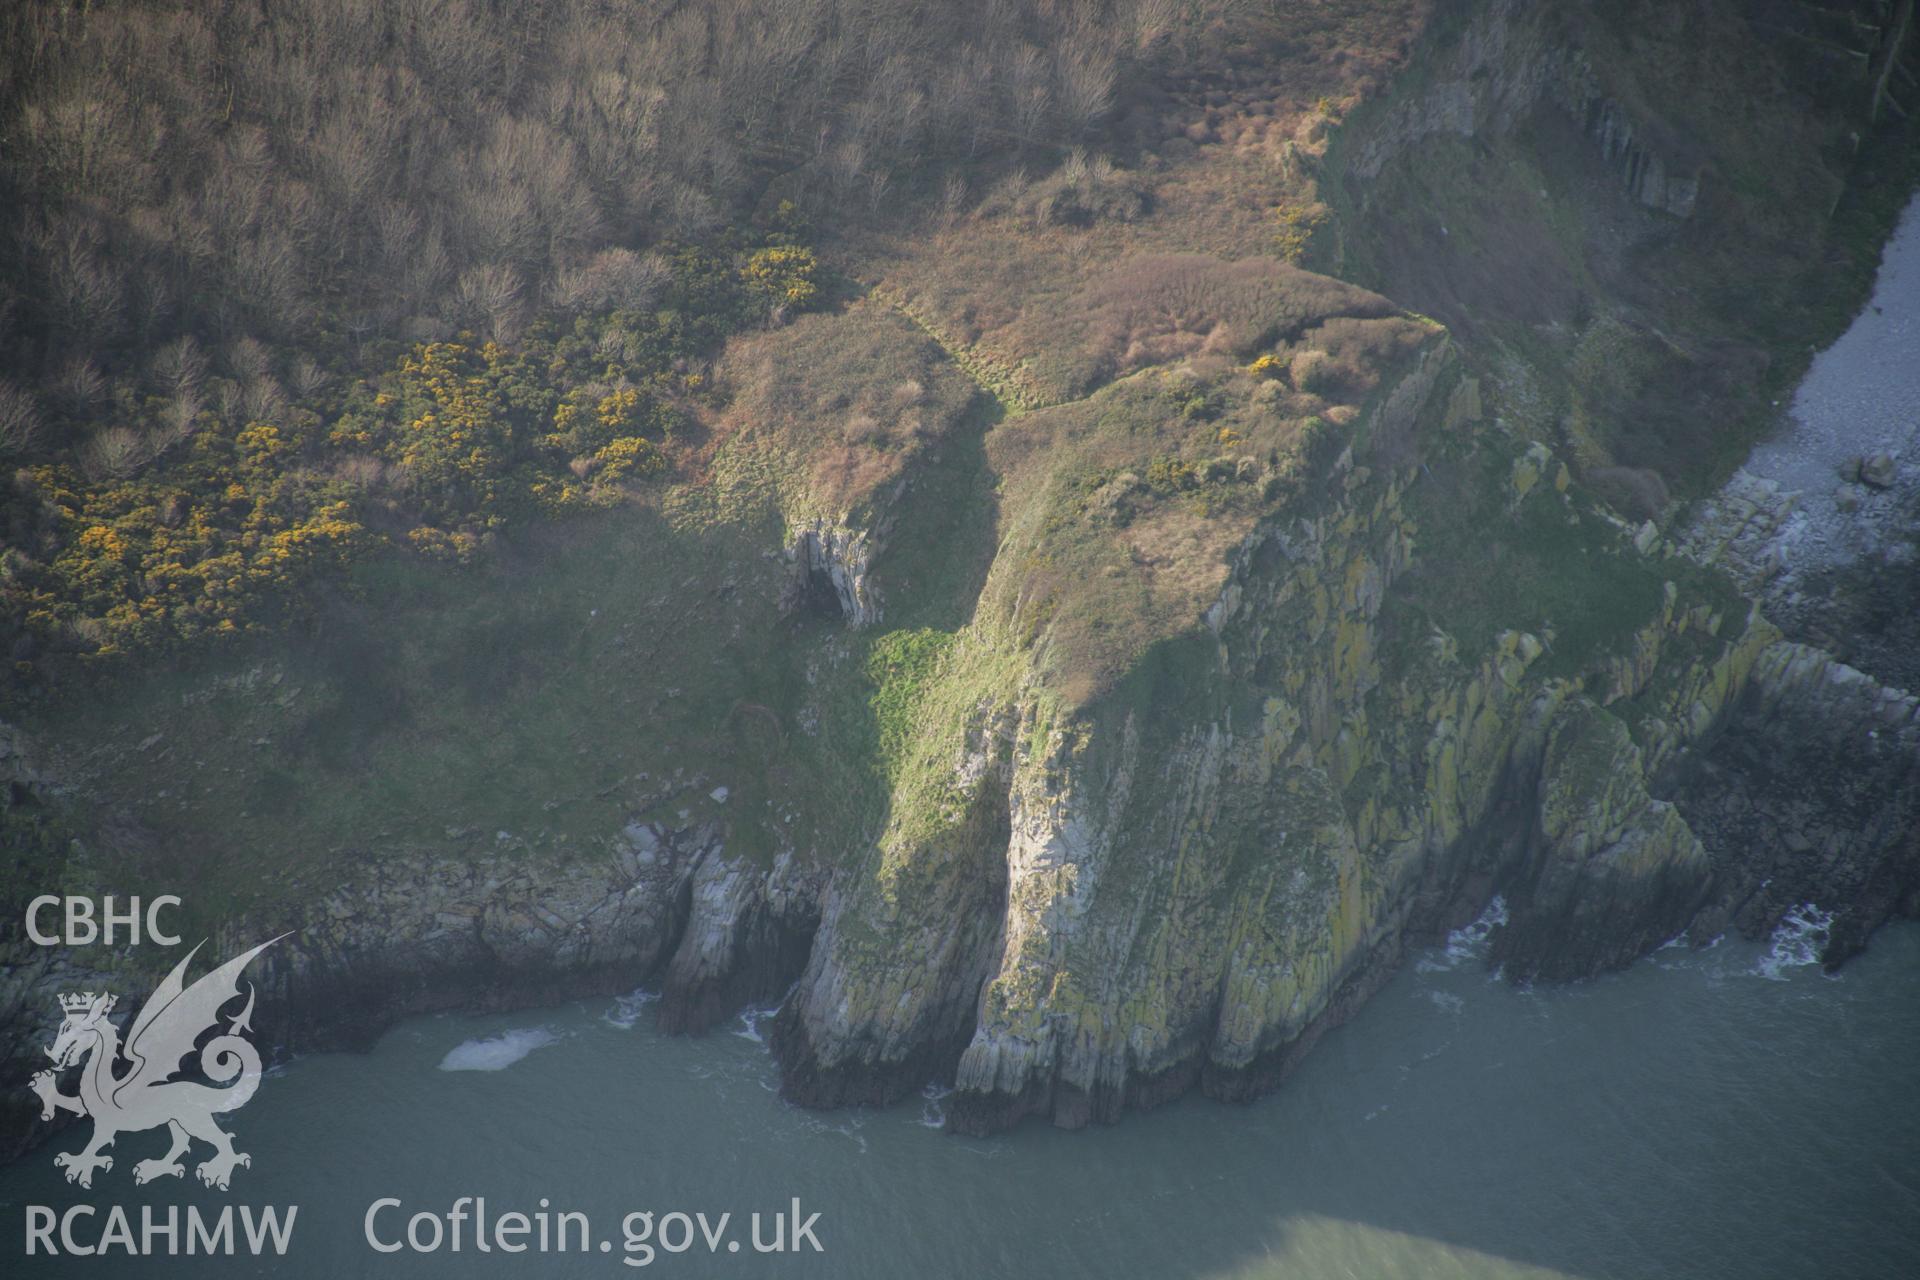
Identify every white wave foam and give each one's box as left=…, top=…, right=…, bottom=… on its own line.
left=797, top=1112, right=870, bottom=1152
left=438, top=1027, right=559, bottom=1072
left=602, top=987, right=660, bottom=1030
left=732, top=1005, right=778, bottom=1044
left=1755, top=903, right=1834, bottom=981
left=919, top=1081, right=953, bottom=1129
left=1417, top=895, right=1509, bottom=973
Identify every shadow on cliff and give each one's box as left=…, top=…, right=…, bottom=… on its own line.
left=865, top=388, right=1005, bottom=635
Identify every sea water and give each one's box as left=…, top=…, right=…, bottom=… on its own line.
left=3, top=916, right=1916, bottom=1278
left=9, top=174, right=1920, bottom=1280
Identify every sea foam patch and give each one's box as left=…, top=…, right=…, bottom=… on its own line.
left=732, top=1003, right=782, bottom=1044
left=1755, top=903, right=1835, bottom=981
left=438, top=1027, right=560, bottom=1071
left=918, top=1082, right=953, bottom=1130
left=603, top=987, right=660, bottom=1030
left=1417, top=895, right=1509, bottom=973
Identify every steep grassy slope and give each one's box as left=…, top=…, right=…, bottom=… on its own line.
left=4, top=0, right=1916, bottom=1155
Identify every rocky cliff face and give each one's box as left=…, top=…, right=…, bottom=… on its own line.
left=1345, top=0, right=1706, bottom=217
left=1672, top=641, right=1920, bottom=965
left=786, top=519, right=885, bottom=628
left=0, top=797, right=824, bottom=1160
left=1321, top=0, right=1912, bottom=497
left=4, top=0, right=1914, bottom=1161
left=772, top=343, right=1914, bottom=1131
left=7, top=290, right=1911, bottom=1161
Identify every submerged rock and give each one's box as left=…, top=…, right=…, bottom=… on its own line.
left=1859, top=453, right=1897, bottom=490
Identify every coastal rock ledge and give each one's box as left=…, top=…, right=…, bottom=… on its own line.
left=5, top=342, right=1913, bottom=1160
left=5, top=0, right=1917, bottom=1161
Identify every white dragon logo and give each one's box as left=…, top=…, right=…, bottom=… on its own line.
left=28, top=936, right=282, bottom=1191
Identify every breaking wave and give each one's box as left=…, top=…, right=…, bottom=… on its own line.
left=602, top=986, right=660, bottom=1030
left=732, top=1004, right=779, bottom=1044
left=438, top=1027, right=559, bottom=1072
left=1755, top=903, right=1834, bottom=981
left=919, top=1082, right=953, bottom=1130
left=1417, top=896, right=1509, bottom=973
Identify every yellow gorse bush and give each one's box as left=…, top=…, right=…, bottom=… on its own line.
left=742, top=245, right=820, bottom=312
left=1, top=228, right=823, bottom=685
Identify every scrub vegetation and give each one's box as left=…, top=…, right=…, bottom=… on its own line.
left=3, top=0, right=1905, bottom=994
left=0, top=0, right=1245, bottom=696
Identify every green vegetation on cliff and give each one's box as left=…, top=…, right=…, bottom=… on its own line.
left=1, top=230, right=821, bottom=692
left=4, top=0, right=1914, bottom=1138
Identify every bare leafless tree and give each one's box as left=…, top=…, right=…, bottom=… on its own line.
left=0, top=381, right=43, bottom=456
left=226, top=337, right=275, bottom=387
left=52, top=358, right=107, bottom=420
left=149, top=336, right=209, bottom=399
left=553, top=249, right=667, bottom=315
left=1055, top=41, right=1118, bottom=134
left=454, top=262, right=525, bottom=343
left=81, top=426, right=148, bottom=481
left=0, top=0, right=1221, bottom=458
left=289, top=355, right=329, bottom=401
